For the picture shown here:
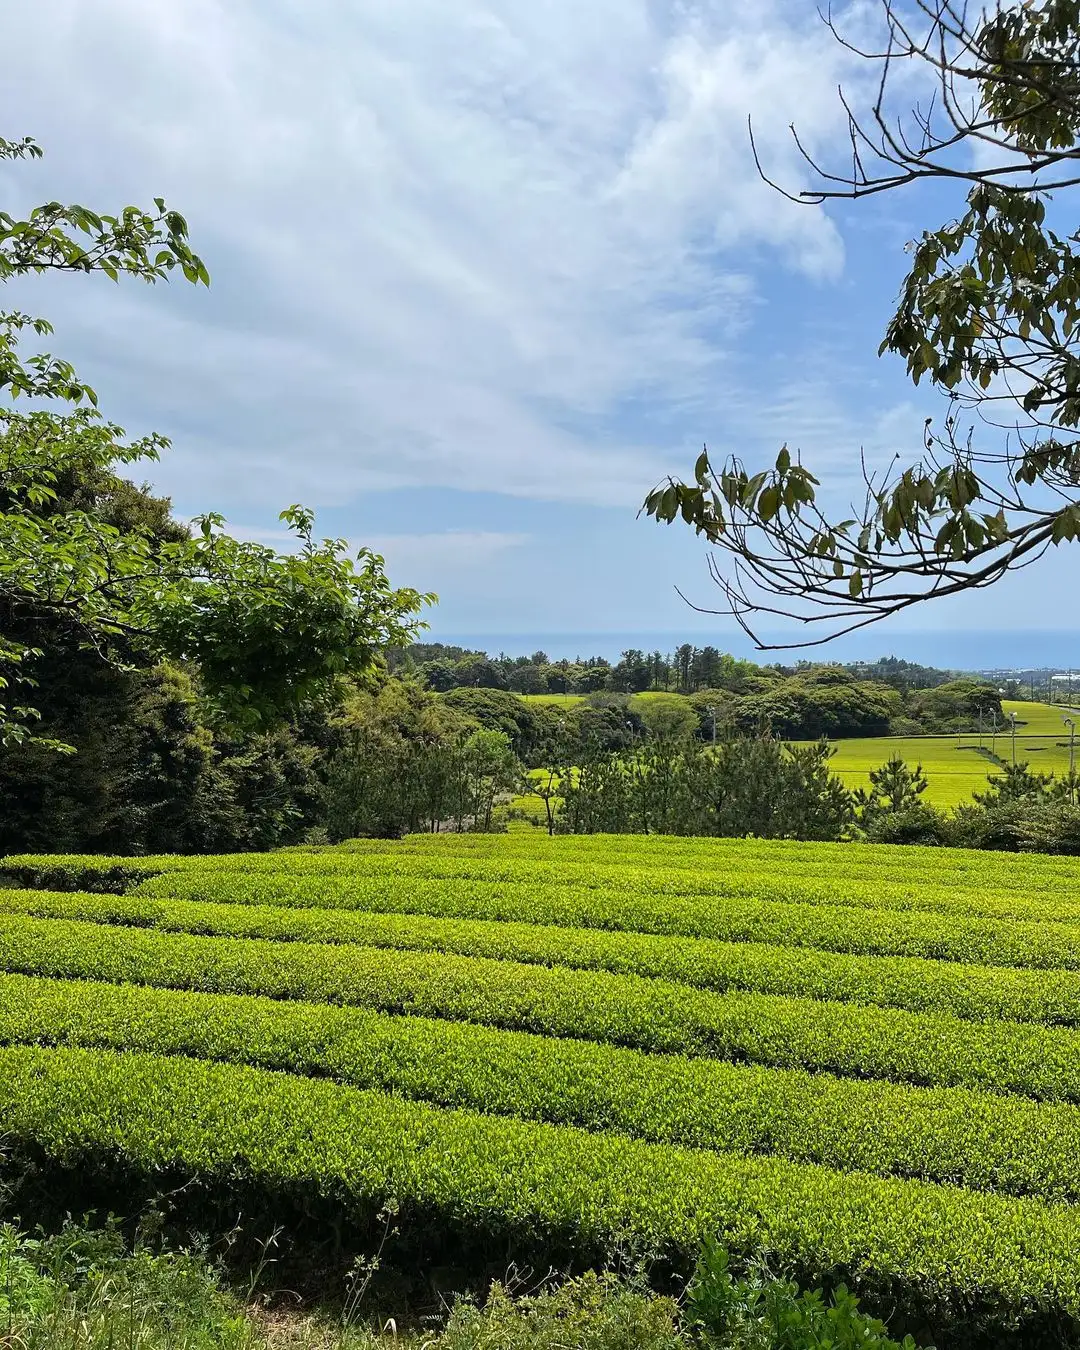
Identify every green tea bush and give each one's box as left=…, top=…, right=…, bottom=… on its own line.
left=0, top=1044, right=1076, bottom=1339
left=5, top=974, right=1080, bottom=1200
left=15, top=880, right=1080, bottom=970
left=8, top=913, right=1080, bottom=1045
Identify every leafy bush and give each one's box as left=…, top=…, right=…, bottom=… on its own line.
left=0, top=1044, right=1077, bottom=1339
left=18, top=870, right=1080, bottom=971
left=863, top=805, right=951, bottom=847
left=557, top=737, right=853, bottom=840
left=7, top=972, right=1080, bottom=1200
left=686, top=1243, right=923, bottom=1349
left=0, top=1221, right=250, bottom=1350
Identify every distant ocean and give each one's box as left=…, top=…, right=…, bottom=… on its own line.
left=427, top=629, right=1080, bottom=672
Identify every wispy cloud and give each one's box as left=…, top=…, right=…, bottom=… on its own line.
left=1, top=0, right=873, bottom=514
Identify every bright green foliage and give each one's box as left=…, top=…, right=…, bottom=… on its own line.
left=11, top=973, right=1080, bottom=1200
left=687, top=1242, right=920, bottom=1350
left=6, top=833, right=1080, bottom=1340
left=132, top=857, right=1080, bottom=936
left=0, top=135, right=432, bottom=747
left=14, top=875, right=1080, bottom=972
left=0, top=1221, right=254, bottom=1350
left=1, top=411, right=432, bottom=739
left=8, top=907, right=1080, bottom=1073
left=6, top=1044, right=1080, bottom=1330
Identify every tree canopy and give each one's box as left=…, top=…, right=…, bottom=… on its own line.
left=644, top=0, right=1080, bottom=647
left=1, top=134, right=431, bottom=747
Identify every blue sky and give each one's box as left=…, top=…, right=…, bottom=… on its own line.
left=2, top=0, right=1076, bottom=662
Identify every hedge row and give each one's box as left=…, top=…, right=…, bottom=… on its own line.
left=5, top=973, right=1080, bottom=1200
left=144, top=864, right=1071, bottom=930
left=6, top=918, right=1080, bottom=1088
left=0, top=847, right=1046, bottom=904
left=124, top=874, right=1080, bottom=971
left=3, top=1044, right=1080, bottom=1337
left=306, top=833, right=1080, bottom=889
left=0, top=857, right=175, bottom=892
left=130, top=849, right=1077, bottom=904
left=6, top=847, right=1076, bottom=921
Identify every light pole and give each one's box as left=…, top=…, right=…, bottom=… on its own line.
left=1008, top=710, right=1018, bottom=767
left=1065, top=716, right=1076, bottom=788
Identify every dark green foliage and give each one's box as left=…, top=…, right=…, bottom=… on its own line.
left=731, top=672, right=900, bottom=740
left=908, top=682, right=1004, bottom=735
left=321, top=681, right=521, bottom=837
left=687, top=1243, right=921, bottom=1350
left=443, top=687, right=559, bottom=763
left=558, top=737, right=853, bottom=840
left=862, top=804, right=951, bottom=847
left=857, top=757, right=930, bottom=826
left=0, top=660, right=327, bottom=856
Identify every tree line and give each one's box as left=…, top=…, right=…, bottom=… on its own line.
left=393, top=643, right=962, bottom=698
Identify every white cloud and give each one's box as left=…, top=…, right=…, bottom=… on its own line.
left=226, top=523, right=527, bottom=586
left=0, top=0, right=873, bottom=513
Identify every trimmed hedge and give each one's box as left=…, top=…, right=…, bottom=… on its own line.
left=0, top=856, right=174, bottom=892
left=4, top=973, right=1080, bottom=1200
left=296, top=832, right=1080, bottom=890
left=14, top=882, right=1080, bottom=971
left=3, top=1045, right=1080, bottom=1339
left=6, top=844, right=1079, bottom=921
left=6, top=919, right=1080, bottom=1089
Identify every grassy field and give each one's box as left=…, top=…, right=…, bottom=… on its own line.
left=511, top=701, right=1078, bottom=811
left=821, top=704, right=1078, bottom=807
left=4, top=834, right=1080, bottom=1341
left=1003, top=697, right=1080, bottom=734
left=813, top=737, right=995, bottom=808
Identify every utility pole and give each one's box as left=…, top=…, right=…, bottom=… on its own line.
left=1065, top=716, right=1076, bottom=796
left=1009, top=710, right=1018, bottom=767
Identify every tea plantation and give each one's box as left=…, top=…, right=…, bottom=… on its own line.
left=4, top=834, right=1080, bottom=1343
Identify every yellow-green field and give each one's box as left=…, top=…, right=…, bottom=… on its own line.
left=818, top=737, right=995, bottom=807
left=822, top=703, right=1078, bottom=806
left=1003, top=698, right=1080, bottom=735
left=509, top=703, right=1078, bottom=817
